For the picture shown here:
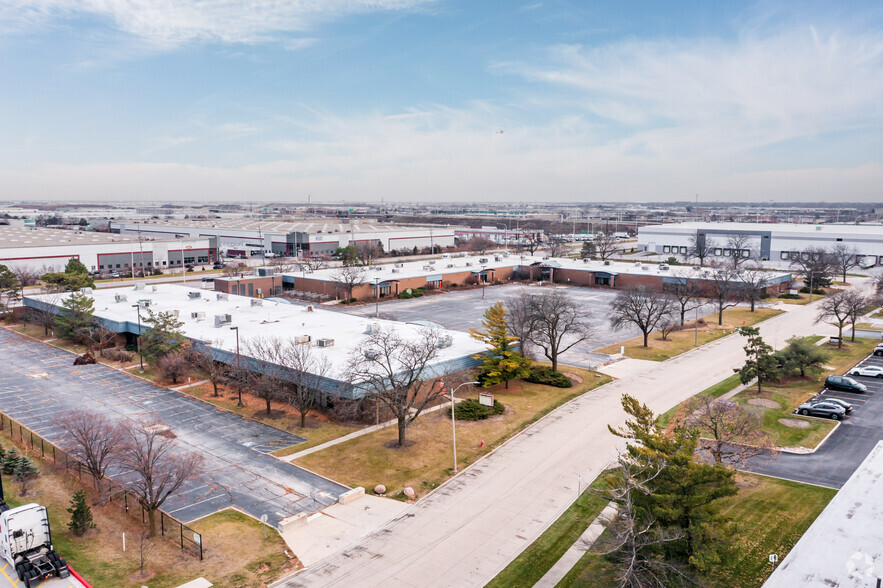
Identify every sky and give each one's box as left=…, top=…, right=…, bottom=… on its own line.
left=1, top=0, right=882, bottom=204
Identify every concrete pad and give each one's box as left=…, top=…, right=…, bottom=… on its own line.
left=595, top=357, right=659, bottom=379
left=176, top=579, right=213, bottom=588
left=280, top=496, right=410, bottom=566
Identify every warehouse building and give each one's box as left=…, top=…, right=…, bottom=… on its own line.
left=110, top=219, right=458, bottom=257
left=265, top=254, right=792, bottom=301
left=0, top=225, right=215, bottom=274
left=23, top=285, right=484, bottom=399
left=638, top=222, right=883, bottom=266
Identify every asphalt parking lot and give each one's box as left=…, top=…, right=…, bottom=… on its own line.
left=339, top=284, right=717, bottom=369
left=746, top=349, right=883, bottom=489
left=0, top=328, right=347, bottom=528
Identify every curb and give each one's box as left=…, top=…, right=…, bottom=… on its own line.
left=69, top=565, right=92, bottom=588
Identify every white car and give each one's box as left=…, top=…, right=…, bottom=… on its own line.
left=850, top=365, right=883, bottom=378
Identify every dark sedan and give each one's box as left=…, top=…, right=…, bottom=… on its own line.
left=798, top=401, right=847, bottom=420
left=825, top=375, right=867, bottom=394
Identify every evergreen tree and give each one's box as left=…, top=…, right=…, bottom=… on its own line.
left=54, top=291, right=95, bottom=343
left=580, top=241, right=596, bottom=259
left=42, top=258, right=94, bottom=291
left=140, top=309, right=187, bottom=362
left=2, top=447, right=19, bottom=475
left=13, top=456, right=38, bottom=496
left=67, top=490, right=95, bottom=536
left=469, top=302, right=531, bottom=388
left=609, top=394, right=738, bottom=575
left=776, top=336, right=830, bottom=378
left=737, top=326, right=780, bottom=394
left=64, top=258, right=89, bottom=275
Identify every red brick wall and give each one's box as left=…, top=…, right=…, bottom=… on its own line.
left=214, top=276, right=282, bottom=297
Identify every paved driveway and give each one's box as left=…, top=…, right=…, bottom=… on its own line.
left=0, top=328, right=347, bottom=527
left=745, top=349, right=883, bottom=489
left=338, top=284, right=716, bottom=369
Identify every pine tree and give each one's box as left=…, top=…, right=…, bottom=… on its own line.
left=54, top=291, right=95, bottom=343
left=2, top=447, right=18, bottom=475
left=14, top=456, right=38, bottom=496
left=737, top=326, right=780, bottom=394
left=140, top=309, right=187, bottom=362
left=469, top=302, right=532, bottom=388
left=67, top=490, right=95, bottom=536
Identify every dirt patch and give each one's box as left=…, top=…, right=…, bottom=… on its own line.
left=778, top=418, right=812, bottom=429
left=563, top=372, right=583, bottom=384
left=748, top=399, right=781, bottom=409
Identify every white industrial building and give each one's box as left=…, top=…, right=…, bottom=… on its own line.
left=638, top=222, right=883, bottom=267
left=24, top=285, right=485, bottom=398
left=110, top=219, right=459, bottom=257
left=0, top=226, right=215, bottom=274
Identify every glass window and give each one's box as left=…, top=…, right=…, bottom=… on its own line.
left=680, top=246, right=687, bottom=254
left=663, top=246, right=670, bottom=253
left=780, top=252, right=789, bottom=260
left=595, top=276, right=610, bottom=286
left=714, top=248, right=722, bottom=256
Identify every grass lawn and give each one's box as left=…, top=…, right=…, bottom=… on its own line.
left=730, top=338, right=877, bottom=449
left=856, top=322, right=883, bottom=332
left=776, top=291, right=826, bottom=305
left=294, top=366, right=612, bottom=497
left=557, top=473, right=834, bottom=588
left=486, top=475, right=611, bottom=588
left=0, top=427, right=295, bottom=587
left=596, top=307, right=783, bottom=361
left=871, top=307, right=883, bottom=319
left=11, top=323, right=57, bottom=341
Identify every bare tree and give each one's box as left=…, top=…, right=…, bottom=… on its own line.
left=682, top=397, right=776, bottom=468
left=725, top=233, right=755, bottom=270
left=87, top=325, right=118, bottom=351
left=683, top=233, right=714, bottom=266
left=159, top=352, right=189, bottom=384
left=119, top=418, right=203, bottom=537
left=609, top=287, right=675, bottom=348
left=663, top=277, right=702, bottom=325
left=830, top=244, right=860, bottom=283
left=137, top=528, right=154, bottom=576
left=278, top=338, right=332, bottom=427
left=790, top=247, right=835, bottom=289
left=507, top=289, right=594, bottom=372
left=345, top=327, right=446, bottom=447
left=467, top=236, right=496, bottom=255
left=843, top=288, right=871, bottom=342
left=221, top=263, right=246, bottom=278
left=505, top=290, right=538, bottom=360
left=707, top=269, right=743, bottom=325
left=545, top=237, right=568, bottom=258
left=331, top=265, right=367, bottom=300
left=356, top=241, right=384, bottom=265
left=267, top=256, right=298, bottom=273
left=186, top=343, right=228, bottom=397
left=242, top=337, right=288, bottom=415
left=816, top=289, right=851, bottom=347
left=658, top=316, right=680, bottom=341
left=12, top=266, right=40, bottom=289
left=299, top=253, right=331, bottom=272
left=594, top=233, right=619, bottom=261
left=515, top=233, right=543, bottom=256
left=56, top=410, right=125, bottom=498
left=24, top=295, right=60, bottom=336
left=738, top=267, right=770, bottom=312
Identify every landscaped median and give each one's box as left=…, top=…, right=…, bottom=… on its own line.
left=291, top=366, right=611, bottom=498
left=595, top=307, right=783, bottom=362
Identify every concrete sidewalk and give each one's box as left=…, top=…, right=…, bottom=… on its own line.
left=273, top=295, right=835, bottom=588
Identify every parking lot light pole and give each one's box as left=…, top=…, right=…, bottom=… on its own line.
left=449, top=381, right=479, bottom=473
left=229, top=326, right=243, bottom=407
left=131, top=304, right=143, bottom=372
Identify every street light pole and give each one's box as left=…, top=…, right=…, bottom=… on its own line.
left=449, top=381, right=479, bottom=473
left=229, top=326, right=243, bottom=407
left=131, top=304, right=144, bottom=371
left=373, top=277, right=380, bottom=318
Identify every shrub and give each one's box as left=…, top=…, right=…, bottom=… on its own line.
left=100, top=347, right=133, bottom=362
left=798, top=286, right=825, bottom=295
left=159, top=353, right=189, bottom=384
left=778, top=293, right=801, bottom=300
left=451, top=398, right=505, bottom=421
left=525, top=366, right=573, bottom=388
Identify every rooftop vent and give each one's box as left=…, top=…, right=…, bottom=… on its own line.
left=257, top=267, right=275, bottom=277
left=659, top=264, right=669, bottom=271
left=465, top=262, right=473, bottom=267
left=436, top=335, right=453, bottom=349
left=391, top=268, right=400, bottom=273
left=188, top=291, right=201, bottom=299
left=214, top=314, right=232, bottom=327
left=478, top=257, right=488, bottom=264
left=250, top=299, right=263, bottom=307
left=191, top=311, right=206, bottom=320
left=634, top=261, right=641, bottom=266
left=317, top=338, right=334, bottom=348
left=363, top=348, right=378, bottom=359
left=305, top=305, right=314, bottom=312
left=114, top=294, right=128, bottom=303
left=603, top=260, right=611, bottom=266
left=80, top=287, right=93, bottom=295
left=293, top=335, right=311, bottom=344
left=395, top=263, right=404, bottom=268
left=216, top=293, right=228, bottom=300
left=365, top=322, right=381, bottom=335
left=137, top=299, right=152, bottom=308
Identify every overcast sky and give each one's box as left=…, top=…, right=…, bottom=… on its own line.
left=2, top=1, right=882, bottom=203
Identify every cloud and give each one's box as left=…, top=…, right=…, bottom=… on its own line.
left=0, top=0, right=435, bottom=48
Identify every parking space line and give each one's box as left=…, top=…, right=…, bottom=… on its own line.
left=0, top=562, right=17, bottom=587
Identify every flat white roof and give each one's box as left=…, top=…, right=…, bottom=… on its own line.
left=28, top=285, right=486, bottom=383
left=764, top=441, right=883, bottom=588
left=114, top=219, right=448, bottom=235
left=0, top=226, right=206, bottom=249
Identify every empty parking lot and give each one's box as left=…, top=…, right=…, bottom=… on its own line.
left=746, top=348, right=883, bottom=488
left=0, top=328, right=347, bottom=527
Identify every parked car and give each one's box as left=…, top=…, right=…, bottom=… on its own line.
left=213, top=261, right=224, bottom=270
left=825, top=375, right=868, bottom=394
left=798, top=401, right=846, bottom=420
left=817, top=397, right=853, bottom=413
left=850, top=365, right=883, bottom=378
left=874, top=344, right=883, bottom=357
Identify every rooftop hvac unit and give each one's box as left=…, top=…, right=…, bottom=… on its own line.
left=583, top=258, right=589, bottom=264
left=137, top=299, right=152, bottom=308
left=436, top=335, right=453, bottom=349
left=293, top=335, right=311, bottom=344
left=151, top=286, right=158, bottom=292
left=603, top=261, right=611, bottom=266
left=427, top=260, right=436, bottom=265
left=494, top=256, right=501, bottom=262
left=446, top=264, right=454, bottom=268
left=188, top=291, right=201, bottom=299
left=363, top=348, right=378, bottom=359
left=364, top=322, right=381, bottom=335
left=305, top=305, right=314, bottom=312
left=542, top=256, right=549, bottom=261
left=191, top=311, right=206, bottom=320
left=422, top=265, right=432, bottom=270
left=520, top=255, right=527, bottom=260
left=634, top=261, right=641, bottom=266
left=214, top=314, right=232, bottom=327
left=391, top=268, right=400, bottom=273
left=257, top=267, right=275, bottom=277
left=478, top=257, right=488, bottom=263
left=134, top=283, right=145, bottom=291
left=171, top=309, right=179, bottom=317
left=80, top=287, right=93, bottom=295
left=250, top=299, right=263, bottom=307
left=659, top=265, right=669, bottom=271
left=395, top=263, right=404, bottom=268
left=317, top=338, right=334, bottom=348
left=465, top=262, right=473, bottom=267
left=503, top=252, right=510, bottom=257
left=216, top=293, right=228, bottom=300
left=692, top=266, right=700, bottom=271
left=114, top=294, right=128, bottom=303
left=641, top=266, right=649, bottom=271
